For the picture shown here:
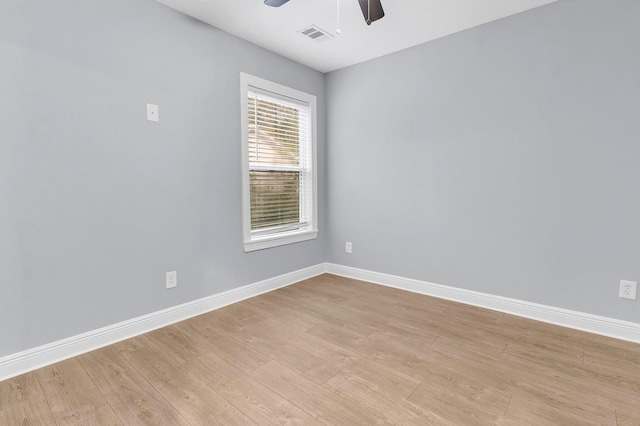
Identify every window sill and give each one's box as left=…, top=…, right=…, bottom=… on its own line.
left=244, top=229, right=318, bottom=252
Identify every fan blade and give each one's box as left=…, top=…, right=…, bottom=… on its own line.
left=357, top=0, right=384, bottom=25
left=264, top=0, right=290, bottom=6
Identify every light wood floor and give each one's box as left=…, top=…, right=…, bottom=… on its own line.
left=1, top=274, right=640, bottom=425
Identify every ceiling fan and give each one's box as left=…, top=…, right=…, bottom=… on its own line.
left=264, top=0, right=385, bottom=26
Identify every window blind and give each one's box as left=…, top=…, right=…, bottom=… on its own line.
left=247, top=89, right=312, bottom=235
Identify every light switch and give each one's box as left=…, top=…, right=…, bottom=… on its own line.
left=147, top=104, right=159, bottom=122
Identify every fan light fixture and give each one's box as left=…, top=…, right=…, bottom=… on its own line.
left=264, top=0, right=290, bottom=6
left=264, top=0, right=385, bottom=26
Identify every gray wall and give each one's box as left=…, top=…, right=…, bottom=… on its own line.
left=326, top=0, right=640, bottom=323
left=0, top=0, right=326, bottom=357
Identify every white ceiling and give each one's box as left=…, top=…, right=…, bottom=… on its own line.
left=155, top=0, right=558, bottom=73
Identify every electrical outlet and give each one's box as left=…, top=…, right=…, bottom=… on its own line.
left=345, top=242, right=352, bottom=254
left=619, top=280, right=637, bottom=300
left=166, top=271, right=177, bottom=289
left=147, top=103, right=159, bottom=122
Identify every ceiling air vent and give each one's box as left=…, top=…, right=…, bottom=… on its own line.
left=297, top=25, right=334, bottom=41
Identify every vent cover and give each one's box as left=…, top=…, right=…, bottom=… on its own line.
left=297, top=25, right=334, bottom=41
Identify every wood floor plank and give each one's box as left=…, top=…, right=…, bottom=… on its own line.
left=495, top=312, right=586, bottom=345
left=375, top=318, right=440, bottom=346
left=352, top=329, right=440, bottom=381
left=78, top=345, right=188, bottom=425
left=251, top=361, right=385, bottom=426
left=582, top=335, right=640, bottom=381
left=403, top=346, right=512, bottom=425
left=287, top=277, right=356, bottom=302
left=307, top=322, right=444, bottom=384
left=145, top=325, right=205, bottom=365
left=349, top=296, right=510, bottom=356
left=305, top=322, right=373, bottom=354
left=324, top=370, right=454, bottom=426
left=121, top=335, right=254, bottom=425
left=240, top=318, right=361, bottom=369
left=501, top=340, right=640, bottom=403
left=246, top=318, right=422, bottom=398
left=430, top=332, right=623, bottom=423
left=35, top=358, right=123, bottom=425
left=501, top=390, right=617, bottom=425
left=442, top=300, right=505, bottom=324
left=172, top=318, right=270, bottom=375
left=0, top=397, right=57, bottom=425
left=369, top=327, right=436, bottom=354
left=204, top=303, right=269, bottom=334
left=0, top=371, right=45, bottom=411
left=265, top=290, right=381, bottom=335
left=407, top=373, right=511, bottom=424
left=234, top=319, right=342, bottom=385
left=388, top=309, right=511, bottom=355
left=185, top=352, right=322, bottom=425
left=342, top=291, right=446, bottom=325
left=616, top=408, right=640, bottom=426
left=0, top=372, right=55, bottom=424
left=430, top=330, right=508, bottom=357
left=428, top=340, right=515, bottom=393
left=244, top=295, right=323, bottom=332
left=503, top=339, right=584, bottom=368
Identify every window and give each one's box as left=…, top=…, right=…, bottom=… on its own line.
left=240, top=73, right=318, bottom=252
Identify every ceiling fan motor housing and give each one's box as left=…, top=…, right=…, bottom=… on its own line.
left=264, top=0, right=290, bottom=7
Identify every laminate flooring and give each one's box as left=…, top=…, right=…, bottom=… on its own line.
left=1, top=274, right=639, bottom=425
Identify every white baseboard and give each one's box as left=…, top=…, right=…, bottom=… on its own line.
left=325, top=263, right=640, bottom=344
left=3, top=262, right=639, bottom=382
left=0, top=264, right=325, bottom=382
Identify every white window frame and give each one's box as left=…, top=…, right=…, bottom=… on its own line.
left=240, top=73, right=318, bottom=252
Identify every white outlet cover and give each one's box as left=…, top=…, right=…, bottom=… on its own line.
left=147, top=103, right=159, bottom=122
left=619, top=280, right=637, bottom=300
left=166, top=271, right=177, bottom=289
left=345, top=242, right=352, bottom=254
